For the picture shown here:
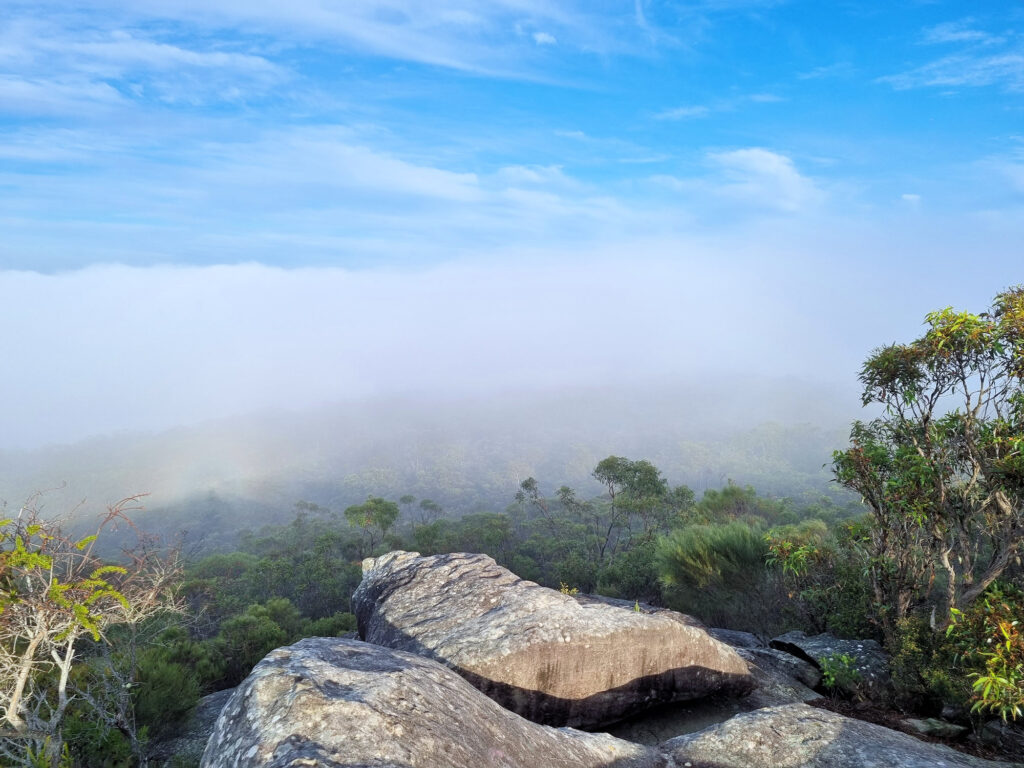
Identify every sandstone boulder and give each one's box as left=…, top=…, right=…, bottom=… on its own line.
left=770, top=630, right=890, bottom=699
left=736, top=647, right=823, bottom=708
left=200, top=637, right=663, bottom=768
left=352, top=551, right=753, bottom=728
left=664, top=703, right=1017, bottom=768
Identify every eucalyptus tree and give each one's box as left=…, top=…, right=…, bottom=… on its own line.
left=832, top=287, right=1024, bottom=642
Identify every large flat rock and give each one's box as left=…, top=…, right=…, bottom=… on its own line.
left=664, top=703, right=1018, bottom=768
left=199, top=638, right=663, bottom=768
left=352, top=551, right=753, bottom=728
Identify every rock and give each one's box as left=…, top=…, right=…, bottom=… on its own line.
left=606, top=696, right=749, bottom=745
left=352, top=551, right=753, bottom=728
left=606, top=646, right=822, bottom=744
left=664, top=703, right=1015, bottom=768
left=200, top=637, right=664, bottom=768
left=737, top=647, right=823, bottom=708
left=770, top=631, right=890, bottom=699
left=148, top=688, right=235, bottom=766
left=903, top=717, right=969, bottom=739
left=708, top=628, right=766, bottom=649
left=980, top=719, right=1024, bottom=755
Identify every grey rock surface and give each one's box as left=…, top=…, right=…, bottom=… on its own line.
left=199, top=637, right=663, bottom=768
left=771, top=630, right=891, bottom=698
left=148, top=687, right=235, bottom=766
left=981, top=719, right=1024, bottom=755
left=708, top=628, right=766, bottom=649
left=352, top=551, right=753, bottom=728
left=664, top=703, right=1019, bottom=768
left=737, top=647, right=823, bottom=708
left=903, top=717, right=969, bottom=739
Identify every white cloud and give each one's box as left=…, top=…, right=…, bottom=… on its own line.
left=707, top=148, right=823, bottom=213
left=797, top=62, right=854, bottom=80
left=922, top=20, right=998, bottom=46
left=883, top=52, right=1024, bottom=91
left=749, top=93, right=784, bottom=103
left=883, top=20, right=1023, bottom=91
left=17, top=0, right=614, bottom=78
left=654, top=105, right=710, bottom=120
left=901, top=193, right=921, bottom=203
left=533, top=31, right=557, bottom=45
left=0, top=75, right=125, bottom=116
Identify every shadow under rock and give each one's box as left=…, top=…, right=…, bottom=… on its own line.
left=359, top=614, right=753, bottom=731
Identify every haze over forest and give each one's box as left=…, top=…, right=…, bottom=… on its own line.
left=2, top=1, right=1022, bottom=537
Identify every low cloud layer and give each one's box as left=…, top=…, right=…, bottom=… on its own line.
left=2, top=245, right=1018, bottom=450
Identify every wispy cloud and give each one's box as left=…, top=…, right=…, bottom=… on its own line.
left=0, top=17, right=288, bottom=111
left=16, top=0, right=617, bottom=78
left=652, top=92, right=783, bottom=121
left=653, top=105, right=710, bottom=120
left=0, top=75, right=125, bottom=116
left=922, top=20, right=1001, bottom=46
left=882, top=52, right=1024, bottom=91
left=797, top=62, right=854, bottom=80
left=883, top=19, right=1023, bottom=91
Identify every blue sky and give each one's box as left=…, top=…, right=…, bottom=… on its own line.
left=1, top=1, right=1022, bottom=447
left=2, top=0, right=1022, bottom=270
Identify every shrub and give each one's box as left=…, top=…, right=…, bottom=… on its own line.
left=949, top=583, right=1024, bottom=722
left=820, top=652, right=863, bottom=699
left=655, top=521, right=775, bottom=631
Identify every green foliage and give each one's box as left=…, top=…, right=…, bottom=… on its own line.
left=657, top=521, right=767, bottom=591
left=344, top=497, right=399, bottom=556
left=64, top=712, right=133, bottom=768
left=215, top=604, right=290, bottom=687
left=820, top=653, right=863, bottom=698
left=690, top=481, right=791, bottom=526
left=655, top=520, right=774, bottom=631
left=833, top=287, right=1024, bottom=644
left=948, top=583, right=1024, bottom=722
left=303, top=611, right=357, bottom=637
left=134, top=646, right=201, bottom=739
left=1, top=499, right=181, bottom=767
left=888, top=616, right=951, bottom=714
left=24, top=739, right=72, bottom=768
left=764, top=520, right=828, bottom=577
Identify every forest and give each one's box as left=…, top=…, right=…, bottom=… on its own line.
left=2, top=288, right=1023, bottom=767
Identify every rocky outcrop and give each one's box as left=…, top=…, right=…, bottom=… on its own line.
left=200, top=637, right=663, bottom=768
left=352, top=551, right=753, bottom=728
left=199, top=640, right=1021, bottom=768
left=771, top=631, right=891, bottom=699
left=664, top=703, right=1016, bottom=768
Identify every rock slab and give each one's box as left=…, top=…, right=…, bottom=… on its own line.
left=352, top=551, right=752, bottom=728
left=771, top=630, right=890, bottom=699
left=199, top=637, right=662, bottom=768
left=664, top=703, right=1017, bottom=768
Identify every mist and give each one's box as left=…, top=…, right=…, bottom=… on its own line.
left=2, top=241, right=1014, bottom=452
left=1, top=241, right=1014, bottom=534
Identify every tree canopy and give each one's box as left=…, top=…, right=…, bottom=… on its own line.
left=832, top=286, right=1024, bottom=642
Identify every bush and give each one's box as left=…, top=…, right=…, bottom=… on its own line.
left=764, top=519, right=876, bottom=639
left=948, top=583, right=1024, bottom=722
left=655, top=521, right=775, bottom=631
left=820, top=652, right=864, bottom=699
